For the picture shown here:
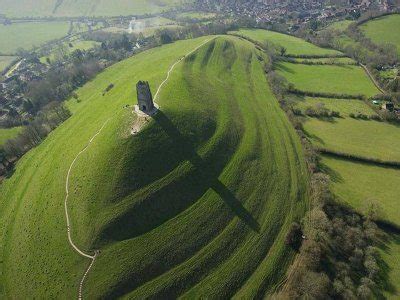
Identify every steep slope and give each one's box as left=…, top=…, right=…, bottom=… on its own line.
left=0, top=36, right=309, bottom=298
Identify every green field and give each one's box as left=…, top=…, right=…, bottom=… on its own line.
left=277, top=62, right=380, bottom=97
left=0, top=56, right=17, bottom=72
left=0, top=127, right=22, bottom=146
left=0, top=0, right=183, bottom=17
left=321, top=155, right=400, bottom=226
left=326, top=20, right=354, bottom=31
left=0, top=22, right=70, bottom=54
left=360, top=14, right=400, bottom=55
left=0, top=36, right=309, bottom=298
left=305, top=117, right=400, bottom=162
left=230, top=29, right=342, bottom=56
left=296, top=97, right=376, bottom=116
left=40, top=40, right=100, bottom=64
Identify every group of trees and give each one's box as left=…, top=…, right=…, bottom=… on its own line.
left=2, top=103, right=71, bottom=169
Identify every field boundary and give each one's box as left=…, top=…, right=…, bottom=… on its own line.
left=360, top=63, right=386, bottom=94
left=288, top=88, right=365, bottom=100
left=318, top=148, right=400, bottom=169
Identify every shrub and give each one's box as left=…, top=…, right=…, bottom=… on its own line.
left=285, top=222, right=303, bottom=251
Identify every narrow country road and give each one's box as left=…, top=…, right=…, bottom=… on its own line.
left=360, top=63, right=386, bottom=94
left=63, top=37, right=214, bottom=299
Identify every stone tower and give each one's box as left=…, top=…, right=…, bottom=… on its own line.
left=136, top=81, right=154, bottom=113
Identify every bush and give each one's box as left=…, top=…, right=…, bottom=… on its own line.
left=285, top=222, right=303, bottom=251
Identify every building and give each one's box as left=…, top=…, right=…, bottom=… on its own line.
left=382, top=102, right=394, bottom=112
left=136, top=81, right=154, bottom=113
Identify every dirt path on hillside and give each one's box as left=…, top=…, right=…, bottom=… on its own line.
left=360, top=63, right=386, bottom=95
left=64, top=119, right=109, bottom=299
left=64, top=37, right=214, bottom=300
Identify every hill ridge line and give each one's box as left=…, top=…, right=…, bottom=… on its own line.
left=63, top=37, right=214, bottom=299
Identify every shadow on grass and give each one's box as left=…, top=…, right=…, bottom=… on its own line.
left=374, top=232, right=400, bottom=298
left=318, top=160, right=344, bottom=183
left=97, top=110, right=259, bottom=245
left=153, top=110, right=260, bottom=232
left=274, top=62, right=295, bottom=74
left=303, top=127, right=325, bottom=145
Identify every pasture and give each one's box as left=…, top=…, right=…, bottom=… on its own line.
left=360, top=14, right=400, bottom=55
left=295, top=97, right=376, bottom=116
left=0, top=127, right=22, bottom=147
left=321, top=155, right=400, bottom=226
left=277, top=62, right=381, bottom=97
left=0, top=36, right=309, bottom=298
left=0, top=56, right=17, bottom=72
left=230, top=28, right=342, bottom=56
left=304, top=117, right=400, bottom=163
left=0, top=22, right=70, bottom=54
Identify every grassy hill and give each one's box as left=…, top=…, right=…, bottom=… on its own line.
left=0, top=35, right=309, bottom=298
left=360, top=14, right=400, bottom=55
left=0, top=0, right=183, bottom=17
left=0, top=22, right=70, bottom=54
left=0, top=56, right=17, bottom=72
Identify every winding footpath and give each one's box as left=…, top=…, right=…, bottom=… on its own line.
left=64, top=119, right=110, bottom=299
left=64, top=37, right=213, bottom=299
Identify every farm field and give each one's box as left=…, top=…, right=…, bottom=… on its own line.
left=40, top=40, right=100, bottom=64
left=295, top=97, right=376, bottom=116
left=326, top=19, right=353, bottom=31
left=0, top=22, right=70, bottom=54
left=277, top=62, right=380, bottom=97
left=360, top=14, right=400, bottom=55
left=0, top=56, right=17, bottom=72
left=321, top=155, right=400, bottom=226
left=0, top=127, right=22, bottom=146
left=229, top=28, right=342, bottom=56
left=0, top=35, right=309, bottom=298
left=304, top=117, right=400, bottom=163
left=0, top=0, right=183, bottom=17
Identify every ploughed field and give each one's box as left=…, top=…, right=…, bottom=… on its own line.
left=0, top=36, right=309, bottom=298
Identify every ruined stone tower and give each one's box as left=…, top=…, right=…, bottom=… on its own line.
left=136, top=81, right=154, bottom=113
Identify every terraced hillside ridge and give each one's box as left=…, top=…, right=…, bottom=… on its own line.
left=0, top=0, right=184, bottom=17
left=230, top=28, right=342, bottom=56
left=0, top=35, right=309, bottom=298
left=360, top=14, right=400, bottom=55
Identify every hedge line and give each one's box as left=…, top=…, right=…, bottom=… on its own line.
left=288, top=88, right=365, bottom=100
left=285, top=58, right=358, bottom=66
left=284, top=53, right=347, bottom=59
left=318, top=147, right=400, bottom=169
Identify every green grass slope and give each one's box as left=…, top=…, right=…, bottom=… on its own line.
left=277, top=62, right=380, bottom=97
left=0, top=22, right=70, bottom=54
left=360, top=14, right=400, bottom=55
left=0, top=36, right=309, bottom=298
left=230, top=28, right=341, bottom=56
